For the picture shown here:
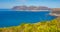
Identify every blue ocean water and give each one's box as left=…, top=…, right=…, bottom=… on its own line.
left=0, top=9, right=56, bottom=27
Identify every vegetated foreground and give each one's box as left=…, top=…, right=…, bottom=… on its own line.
left=0, top=17, right=60, bottom=32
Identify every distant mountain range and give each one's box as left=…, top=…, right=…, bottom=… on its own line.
left=12, top=6, right=51, bottom=10
left=12, top=6, right=60, bottom=11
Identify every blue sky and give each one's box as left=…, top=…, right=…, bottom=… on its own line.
left=0, top=0, right=60, bottom=9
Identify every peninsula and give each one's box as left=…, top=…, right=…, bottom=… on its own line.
left=50, top=8, right=60, bottom=16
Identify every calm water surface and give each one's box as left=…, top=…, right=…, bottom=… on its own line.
left=0, top=9, right=56, bottom=27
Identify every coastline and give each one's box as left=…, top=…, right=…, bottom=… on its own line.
left=49, top=13, right=60, bottom=16
left=0, top=17, right=60, bottom=32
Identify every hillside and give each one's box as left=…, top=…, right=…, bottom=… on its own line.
left=0, top=17, right=60, bottom=32
left=50, top=8, right=60, bottom=16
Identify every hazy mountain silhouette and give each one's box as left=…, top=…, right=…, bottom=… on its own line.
left=12, top=6, right=51, bottom=10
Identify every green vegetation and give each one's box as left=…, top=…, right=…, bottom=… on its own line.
left=0, top=17, right=60, bottom=32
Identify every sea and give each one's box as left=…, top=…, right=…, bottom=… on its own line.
left=0, top=9, right=56, bottom=27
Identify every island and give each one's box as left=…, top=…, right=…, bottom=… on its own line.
left=12, top=6, right=51, bottom=11
left=12, top=5, right=60, bottom=16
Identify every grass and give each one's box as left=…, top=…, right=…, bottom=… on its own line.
left=0, top=17, right=60, bottom=32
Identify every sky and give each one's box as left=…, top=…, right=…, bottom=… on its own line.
left=0, top=0, right=60, bottom=9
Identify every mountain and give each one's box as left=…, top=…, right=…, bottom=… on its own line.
left=12, top=6, right=51, bottom=10
left=12, top=6, right=27, bottom=10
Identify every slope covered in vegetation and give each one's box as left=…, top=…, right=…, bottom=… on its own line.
left=0, top=17, right=60, bottom=32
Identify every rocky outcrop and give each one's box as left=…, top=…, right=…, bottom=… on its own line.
left=51, top=8, right=60, bottom=12
left=50, top=8, right=60, bottom=16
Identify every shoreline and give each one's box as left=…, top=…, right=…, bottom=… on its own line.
left=49, top=13, right=60, bottom=16
left=0, top=17, right=60, bottom=32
